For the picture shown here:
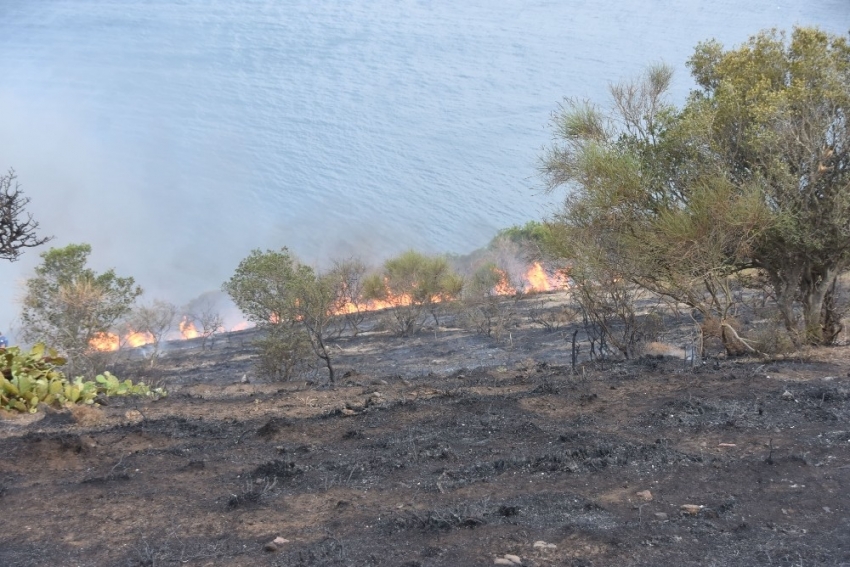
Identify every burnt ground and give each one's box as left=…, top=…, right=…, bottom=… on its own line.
left=1, top=291, right=849, bottom=566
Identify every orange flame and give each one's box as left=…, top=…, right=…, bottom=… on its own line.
left=179, top=317, right=200, bottom=339
left=125, top=331, right=155, bottom=348
left=493, top=269, right=517, bottom=295
left=88, top=329, right=155, bottom=352
left=89, top=332, right=119, bottom=352
left=524, top=262, right=569, bottom=293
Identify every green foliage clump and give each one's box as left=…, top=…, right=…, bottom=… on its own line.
left=495, top=221, right=552, bottom=247
left=363, top=250, right=463, bottom=335
left=20, top=243, right=143, bottom=376
left=222, top=247, right=351, bottom=382
left=0, top=344, right=165, bottom=414
left=541, top=26, right=850, bottom=352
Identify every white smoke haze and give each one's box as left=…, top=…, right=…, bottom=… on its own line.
left=0, top=0, right=847, bottom=343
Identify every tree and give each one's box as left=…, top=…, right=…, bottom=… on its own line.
left=20, top=244, right=142, bottom=375
left=0, top=169, right=51, bottom=261
left=130, top=300, right=178, bottom=366
left=686, top=27, right=850, bottom=344
left=542, top=63, right=767, bottom=355
left=327, top=257, right=368, bottom=335
left=363, top=250, right=464, bottom=336
left=289, top=267, right=348, bottom=383
left=542, top=27, right=850, bottom=351
left=183, top=294, right=224, bottom=350
left=222, top=248, right=347, bottom=382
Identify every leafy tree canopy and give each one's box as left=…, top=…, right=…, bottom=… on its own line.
left=542, top=26, right=850, bottom=348
left=20, top=243, right=142, bottom=373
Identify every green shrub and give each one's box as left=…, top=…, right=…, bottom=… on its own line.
left=0, top=343, right=165, bottom=413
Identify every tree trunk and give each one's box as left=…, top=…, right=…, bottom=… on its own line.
left=801, top=267, right=837, bottom=345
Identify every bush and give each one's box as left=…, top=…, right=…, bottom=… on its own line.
left=459, top=262, right=520, bottom=340
left=0, top=343, right=165, bottom=413
left=364, top=251, right=463, bottom=336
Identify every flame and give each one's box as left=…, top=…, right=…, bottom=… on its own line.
left=125, top=331, right=155, bottom=348
left=493, top=269, right=517, bottom=295
left=88, top=329, right=155, bottom=352
left=89, top=332, right=119, bottom=352
left=524, top=262, right=569, bottom=293
left=179, top=317, right=200, bottom=339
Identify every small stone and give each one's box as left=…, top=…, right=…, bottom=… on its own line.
left=636, top=490, right=653, bottom=501
left=494, top=559, right=514, bottom=565
left=504, top=554, right=522, bottom=564
left=272, top=536, right=289, bottom=545
left=263, top=542, right=278, bottom=553
left=654, top=512, right=668, bottom=520
left=680, top=504, right=703, bottom=515
left=781, top=390, right=794, bottom=401
left=823, top=506, right=832, bottom=513
left=241, top=374, right=249, bottom=384
left=341, top=408, right=358, bottom=416
left=124, top=409, right=144, bottom=424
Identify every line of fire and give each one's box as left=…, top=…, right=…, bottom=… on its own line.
left=88, top=261, right=569, bottom=352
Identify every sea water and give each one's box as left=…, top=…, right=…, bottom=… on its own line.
left=0, top=0, right=847, bottom=326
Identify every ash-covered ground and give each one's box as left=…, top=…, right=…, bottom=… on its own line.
left=1, top=291, right=848, bottom=566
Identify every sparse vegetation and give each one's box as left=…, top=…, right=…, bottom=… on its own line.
left=460, top=262, right=521, bottom=339
left=129, top=300, right=178, bottom=366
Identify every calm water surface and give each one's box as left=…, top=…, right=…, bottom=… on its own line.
left=0, top=1, right=848, bottom=326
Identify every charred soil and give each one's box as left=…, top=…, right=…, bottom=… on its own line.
left=1, top=292, right=849, bottom=566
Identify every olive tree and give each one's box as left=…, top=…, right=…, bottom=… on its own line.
left=20, top=243, right=142, bottom=375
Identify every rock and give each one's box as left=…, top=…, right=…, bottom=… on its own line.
left=654, top=512, right=668, bottom=520
left=272, top=536, right=289, bottom=545
left=263, top=542, right=278, bottom=552
left=533, top=540, right=557, bottom=549
left=680, top=504, right=703, bottom=515
left=504, top=554, right=522, bottom=564
left=493, top=559, right=514, bottom=566
left=636, top=490, right=653, bottom=501
left=781, top=390, right=794, bottom=401
left=69, top=404, right=105, bottom=426
left=124, top=409, right=144, bottom=424
left=341, top=408, right=358, bottom=417
left=240, top=374, right=249, bottom=384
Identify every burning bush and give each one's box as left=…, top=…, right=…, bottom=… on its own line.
left=363, top=251, right=463, bottom=336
